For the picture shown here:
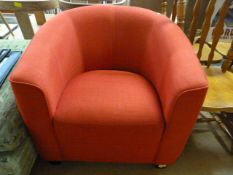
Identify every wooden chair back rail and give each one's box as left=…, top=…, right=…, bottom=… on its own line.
left=222, top=41, right=233, bottom=72
left=207, top=0, right=231, bottom=67
left=189, top=0, right=203, bottom=44
left=171, top=0, right=178, bottom=22
left=197, top=0, right=216, bottom=60
left=161, top=0, right=168, bottom=16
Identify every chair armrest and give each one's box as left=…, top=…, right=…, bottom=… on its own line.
left=10, top=82, right=62, bottom=160
left=142, top=15, right=208, bottom=164
left=10, top=12, right=84, bottom=116
left=10, top=12, right=84, bottom=160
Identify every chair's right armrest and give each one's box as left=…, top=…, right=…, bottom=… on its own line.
left=10, top=12, right=84, bottom=160
left=10, top=82, right=62, bottom=160
left=10, top=11, right=84, bottom=116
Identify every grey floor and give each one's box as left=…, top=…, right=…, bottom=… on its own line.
left=30, top=120, right=233, bottom=175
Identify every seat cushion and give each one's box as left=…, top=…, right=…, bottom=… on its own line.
left=54, top=70, right=164, bottom=163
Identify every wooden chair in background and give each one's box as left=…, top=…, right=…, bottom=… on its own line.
left=189, top=0, right=231, bottom=64
left=0, top=11, right=14, bottom=37
left=0, top=0, right=58, bottom=39
left=162, top=0, right=226, bottom=63
left=162, top=0, right=233, bottom=153
left=162, top=0, right=185, bottom=29
left=59, top=0, right=127, bottom=11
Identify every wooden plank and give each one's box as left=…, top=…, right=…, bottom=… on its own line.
left=15, top=12, right=34, bottom=39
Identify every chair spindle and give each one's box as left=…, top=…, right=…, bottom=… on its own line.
left=222, top=40, right=233, bottom=73
left=171, top=0, right=178, bottom=22
left=207, top=0, right=231, bottom=67
left=177, top=0, right=186, bottom=30
left=189, top=0, right=203, bottom=44
left=161, top=0, right=168, bottom=16
left=197, top=0, right=216, bottom=60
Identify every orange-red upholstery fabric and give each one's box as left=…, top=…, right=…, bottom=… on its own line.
left=10, top=6, right=208, bottom=164
left=55, top=70, right=164, bottom=162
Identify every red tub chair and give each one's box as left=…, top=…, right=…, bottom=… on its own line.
left=10, top=6, right=208, bottom=166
